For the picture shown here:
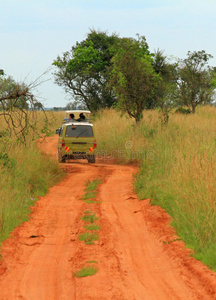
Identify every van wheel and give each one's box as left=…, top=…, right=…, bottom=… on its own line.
left=61, top=156, right=66, bottom=163
left=88, top=155, right=96, bottom=164
left=58, top=151, right=66, bottom=163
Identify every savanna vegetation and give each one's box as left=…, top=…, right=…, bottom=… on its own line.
left=52, top=30, right=216, bottom=270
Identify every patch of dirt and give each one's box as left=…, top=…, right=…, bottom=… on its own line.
left=0, top=136, right=216, bottom=299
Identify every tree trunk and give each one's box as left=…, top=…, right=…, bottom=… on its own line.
left=191, top=103, right=196, bottom=113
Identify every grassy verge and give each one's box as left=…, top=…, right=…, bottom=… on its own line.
left=0, top=113, right=65, bottom=245
left=0, top=140, right=64, bottom=244
left=94, top=107, right=216, bottom=271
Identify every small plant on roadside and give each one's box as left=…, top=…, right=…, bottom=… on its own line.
left=79, top=232, right=99, bottom=244
left=74, top=266, right=98, bottom=277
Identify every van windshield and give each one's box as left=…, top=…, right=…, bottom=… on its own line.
left=65, top=125, right=93, bottom=137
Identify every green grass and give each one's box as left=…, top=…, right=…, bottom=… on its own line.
left=81, top=178, right=102, bottom=201
left=84, top=224, right=101, bottom=231
left=74, top=266, right=98, bottom=277
left=86, top=260, right=98, bottom=264
left=81, top=211, right=98, bottom=223
left=79, top=232, right=99, bottom=244
left=84, top=200, right=101, bottom=204
left=85, top=179, right=102, bottom=192
left=82, top=191, right=97, bottom=200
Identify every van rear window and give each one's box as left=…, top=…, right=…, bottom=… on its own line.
left=65, top=125, right=93, bottom=137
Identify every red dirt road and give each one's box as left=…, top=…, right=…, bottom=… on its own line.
left=0, top=136, right=216, bottom=299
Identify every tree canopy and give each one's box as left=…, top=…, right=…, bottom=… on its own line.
left=176, top=50, right=216, bottom=113
left=53, top=30, right=119, bottom=111
left=110, top=36, right=161, bottom=122
left=53, top=30, right=216, bottom=119
left=152, top=49, right=178, bottom=122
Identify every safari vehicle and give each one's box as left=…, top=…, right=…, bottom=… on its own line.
left=56, top=110, right=96, bottom=163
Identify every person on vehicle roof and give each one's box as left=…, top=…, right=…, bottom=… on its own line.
left=69, top=113, right=75, bottom=120
left=77, top=113, right=86, bottom=122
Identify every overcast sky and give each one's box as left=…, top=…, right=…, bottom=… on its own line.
left=1, top=0, right=216, bottom=107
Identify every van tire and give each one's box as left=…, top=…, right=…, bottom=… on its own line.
left=88, top=155, right=96, bottom=164
left=58, top=151, right=66, bottom=163
left=61, top=156, right=66, bottom=163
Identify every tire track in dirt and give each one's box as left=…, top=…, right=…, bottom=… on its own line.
left=0, top=136, right=216, bottom=300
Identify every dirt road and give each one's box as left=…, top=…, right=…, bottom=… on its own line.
left=0, top=136, right=216, bottom=300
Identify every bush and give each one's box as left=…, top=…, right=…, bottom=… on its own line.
left=175, top=107, right=191, bottom=114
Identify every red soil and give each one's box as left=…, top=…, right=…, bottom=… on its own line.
left=0, top=136, right=216, bottom=300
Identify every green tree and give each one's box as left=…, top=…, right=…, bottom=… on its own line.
left=152, top=49, right=178, bottom=123
left=110, top=36, right=161, bottom=123
left=177, top=50, right=216, bottom=113
left=34, top=101, right=43, bottom=110
left=0, top=76, right=30, bottom=110
left=52, top=30, right=119, bottom=111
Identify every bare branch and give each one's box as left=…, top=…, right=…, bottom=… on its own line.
left=0, top=72, right=50, bottom=142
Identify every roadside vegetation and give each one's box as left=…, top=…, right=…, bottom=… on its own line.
left=0, top=112, right=64, bottom=245
left=94, top=107, right=216, bottom=271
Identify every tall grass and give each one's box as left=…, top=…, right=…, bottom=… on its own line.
left=0, top=111, right=65, bottom=244
left=94, top=109, right=154, bottom=162
left=94, top=107, right=216, bottom=270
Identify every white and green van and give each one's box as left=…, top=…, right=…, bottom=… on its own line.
left=56, top=111, right=96, bottom=163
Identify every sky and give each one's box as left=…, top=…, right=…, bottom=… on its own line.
left=1, top=0, right=216, bottom=107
